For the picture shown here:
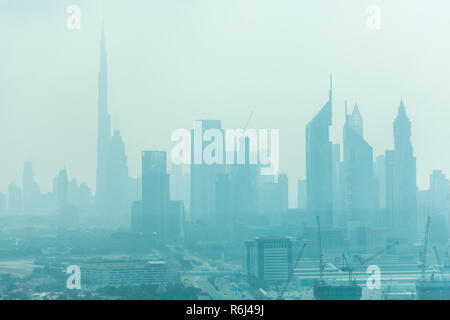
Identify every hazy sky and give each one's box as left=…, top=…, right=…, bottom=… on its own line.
left=1, top=0, right=450, bottom=207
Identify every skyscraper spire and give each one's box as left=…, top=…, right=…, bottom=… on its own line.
left=96, top=22, right=112, bottom=210
left=398, top=98, right=406, bottom=117
left=351, top=103, right=363, bottom=137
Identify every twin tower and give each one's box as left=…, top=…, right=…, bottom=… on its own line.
left=306, top=77, right=417, bottom=239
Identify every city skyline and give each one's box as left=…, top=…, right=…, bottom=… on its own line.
left=2, top=1, right=450, bottom=202
left=2, top=0, right=450, bottom=302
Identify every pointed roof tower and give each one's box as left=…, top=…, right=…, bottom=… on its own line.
left=352, top=103, right=363, bottom=137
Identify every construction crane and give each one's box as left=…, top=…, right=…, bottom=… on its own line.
left=317, top=216, right=325, bottom=281
left=277, top=242, right=307, bottom=300
left=433, top=246, right=444, bottom=279
left=444, top=247, right=450, bottom=269
left=341, top=253, right=354, bottom=282
left=353, top=241, right=399, bottom=267
left=419, top=216, right=431, bottom=280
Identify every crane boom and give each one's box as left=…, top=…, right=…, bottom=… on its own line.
left=433, top=246, right=444, bottom=279
left=277, top=242, right=307, bottom=299
left=342, top=253, right=353, bottom=282
left=354, top=241, right=399, bottom=266
left=419, top=216, right=431, bottom=280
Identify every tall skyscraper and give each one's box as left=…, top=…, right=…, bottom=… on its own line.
left=8, top=183, right=22, bottom=213
left=229, top=136, right=260, bottom=222
left=22, top=161, right=40, bottom=212
left=190, top=120, right=225, bottom=222
left=278, top=174, right=289, bottom=212
left=306, top=77, right=333, bottom=225
left=95, top=24, right=129, bottom=218
left=141, top=151, right=169, bottom=237
left=297, top=179, right=307, bottom=209
left=429, top=170, right=450, bottom=215
left=429, top=170, right=450, bottom=243
left=54, top=168, right=68, bottom=210
left=332, top=143, right=345, bottom=227
left=108, top=128, right=129, bottom=215
left=387, top=101, right=417, bottom=239
left=342, top=104, right=376, bottom=225
left=96, top=23, right=112, bottom=212
left=0, top=193, right=6, bottom=214
left=216, top=174, right=232, bottom=224
left=374, top=155, right=386, bottom=210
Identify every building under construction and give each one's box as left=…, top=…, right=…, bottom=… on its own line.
left=415, top=216, right=450, bottom=300
left=313, top=216, right=362, bottom=300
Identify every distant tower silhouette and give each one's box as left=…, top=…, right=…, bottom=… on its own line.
left=306, top=76, right=333, bottom=225
left=387, top=99, right=417, bottom=239
left=190, top=120, right=225, bottom=222
left=96, top=22, right=112, bottom=212
left=108, top=128, right=129, bottom=215
left=342, top=103, right=375, bottom=226
left=55, top=168, right=69, bottom=210
left=22, top=161, right=40, bottom=212
left=349, top=103, right=363, bottom=138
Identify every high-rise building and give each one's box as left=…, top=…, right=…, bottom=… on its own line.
left=306, top=77, right=333, bottom=225
left=169, top=164, right=190, bottom=212
left=166, top=200, right=185, bottom=241
left=0, top=193, right=6, bottom=214
left=78, top=182, right=93, bottom=208
left=95, top=24, right=129, bottom=218
left=374, top=155, right=386, bottom=210
left=96, top=23, right=112, bottom=212
left=229, top=136, right=260, bottom=222
left=258, top=174, right=288, bottom=222
left=342, top=104, right=376, bottom=225
left=22, top=161, right=40, bottom=212
left=130, top=200, right=143, bottom=233
left=278, top=174, right=288, bottom=212
left=54, top=169, right=68, bottom=210
left=386, top=101, right=417, bottom=239
left=429, top=170, right=450, bottom=243
left=190, top=120, right=225, bottom=222
left=297, top=179, right=307, bottom=209
left=8, top=183, right=22, bottom=213
left=108, top=128, right=129, bottom=215
left=385, top=150, right=395, bottom=229
left=216, top=174, right=232, bottom=224
left=332, top=143, right=345, bottom=227
left=141, top=151, right=169, bottom=238
left=429, top=170, right=450, bottom=215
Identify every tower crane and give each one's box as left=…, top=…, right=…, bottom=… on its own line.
left=341, top=253, right=354, bottom=282
left=433, top=246, right=444, bottom=280
left=353, top=241, right=399, bottom=267
left=418, top=216, right=431, bottom=280
left=445, top=247, right=450, bottom=268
